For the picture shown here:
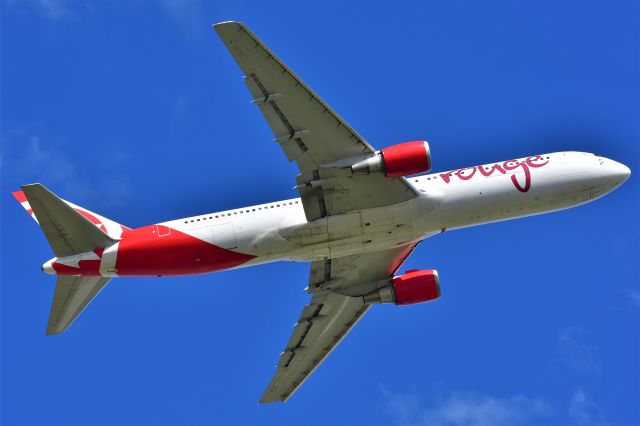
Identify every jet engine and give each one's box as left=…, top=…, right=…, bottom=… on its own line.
left=364, top=269, right=440, bottom=305
left=351, top=141, right=432, bottom=177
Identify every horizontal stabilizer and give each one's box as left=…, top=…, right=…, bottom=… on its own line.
left=47, top=276, right=110, bottom=335
left=21, top=184, right=118, bottom=257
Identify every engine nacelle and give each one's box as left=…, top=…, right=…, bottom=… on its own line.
left=351, top=141, right=432, bottom=177
left=363, top=269, right=440, bottom=306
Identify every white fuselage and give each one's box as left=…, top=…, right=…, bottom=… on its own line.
left=159, top=151, right=629, bottom=271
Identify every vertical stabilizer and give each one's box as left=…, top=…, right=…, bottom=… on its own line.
left=12, top=183, right=121, bottom=334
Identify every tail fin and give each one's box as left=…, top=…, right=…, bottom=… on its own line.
left=13, top=184, right=126, bottom=257
left=47, top=276, right=110, bottom=335
left=12, top=184, right=125, bottom=335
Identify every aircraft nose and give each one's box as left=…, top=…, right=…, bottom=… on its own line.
left=589, top=157, right=631, bottom=200
left=608, top=159, right=631, bottom=183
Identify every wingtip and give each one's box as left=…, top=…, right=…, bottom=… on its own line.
left=212, top=21, right=243, bottom=30
left=258, top=397, right=282, bottom=404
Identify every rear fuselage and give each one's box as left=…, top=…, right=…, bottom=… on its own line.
left=42, top=151, right=630, bottom=277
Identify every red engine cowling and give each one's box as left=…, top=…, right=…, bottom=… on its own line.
left=351, top=141, right=432, bottom=177
left=363, top=269, right=441, bottom=305
left=392, top=269, right=440, bottom=305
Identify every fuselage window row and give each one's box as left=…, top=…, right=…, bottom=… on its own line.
left=183, top=200, right=300, bottom=225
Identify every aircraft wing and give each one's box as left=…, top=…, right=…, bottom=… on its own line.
left=214, top=22, right=417, bottom=221
left=260, top=242, right=419, bottom=403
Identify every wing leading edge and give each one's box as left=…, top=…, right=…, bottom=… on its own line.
left=260, top=243, right=419, bottom=403
left=213, top=21, right=422, bottom=403
left=213, top=21, right=417, bottom=221
left=260, top=292, right=369, bottom=403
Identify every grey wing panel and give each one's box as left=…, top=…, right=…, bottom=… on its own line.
left=260, top=243, right=420, bottom=403
left=214, top=21, right=374, bottom=170
left=47, top=276, right=110, bottom=335
left=308, top=243, right=420, bottom=296
left=295, top=170, right=417, bottom=222
left=22, top=184, right=117, bottom=257
left=260, top=291, right=369, bottom=403
left=214, top=22, right=417, bottom=221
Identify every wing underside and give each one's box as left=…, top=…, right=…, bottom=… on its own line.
left=214, top=21, right=423, bottom=403
left=260, top=243, right=419, bottom=403
left=260, top=291, right=369, bottom=403
left=214, top=21, right=417, bottom=221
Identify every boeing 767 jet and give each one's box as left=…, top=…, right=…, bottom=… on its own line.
left=13, top=22, right=630, bottom=403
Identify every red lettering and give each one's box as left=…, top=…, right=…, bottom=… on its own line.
left=456, top=167, right=477, bottom=180
left=503, top=160, right=531, bottom=193
left=511, top=166, right=531, bottom=192
left=526, top=155, right=549, bottom=168
left=477, top=164, right=506, bottom=177
left=434, top=155, right=548, bottom=193
left=502, top=160, right=519, bottom=171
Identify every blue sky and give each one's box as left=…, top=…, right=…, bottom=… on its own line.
left=1, top=1, right=638, bottom=425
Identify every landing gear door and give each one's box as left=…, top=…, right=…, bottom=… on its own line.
left=211, top=223, right=237, bottom=249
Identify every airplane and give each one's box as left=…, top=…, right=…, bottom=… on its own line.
left=12, top=21, right=630, bottom=403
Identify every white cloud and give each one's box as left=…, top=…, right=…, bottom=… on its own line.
left=4, top=128, right=131, bottom=210
left=557, top=325, right=601, bottom=375
left=3, top=0, right=75, bottom=20
left=159, top=0, right=206, bottom=37
left=381, top=386, right=422, bottom=424
left=32, top=0, right=70, bottom=19
left=24, top=136, right=78, bottom=183
left=381, top=387, right=551, bottom=426
left=621, top=288, right=640, bottom=309
left=569, top=389, right=605, bottom=425
left=4, top=0, right=210, bottom=32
